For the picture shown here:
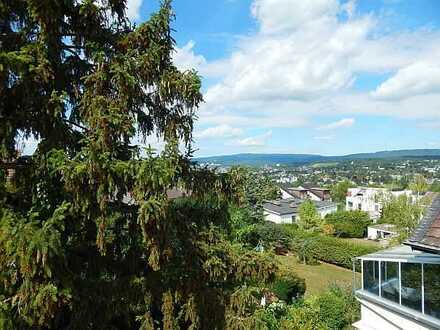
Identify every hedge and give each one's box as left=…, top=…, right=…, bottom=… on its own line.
left=289, top=231, right=381, bottom=269
left=324, top=210, right=371, bottom=238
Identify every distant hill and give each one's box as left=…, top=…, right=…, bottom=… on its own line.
left=194, top=149, right=440, bottom=167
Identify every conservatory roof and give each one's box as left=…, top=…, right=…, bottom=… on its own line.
left=358, top=245, right=440, bottom=264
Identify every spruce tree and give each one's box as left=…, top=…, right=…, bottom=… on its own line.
left=0, top=1, right=276, bottom=328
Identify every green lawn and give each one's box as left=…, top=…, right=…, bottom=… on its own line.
left=276, top=255, right=360, bottom=296
left=343, top=238, right=383, bottom=248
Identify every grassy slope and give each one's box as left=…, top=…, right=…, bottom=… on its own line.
left=276, top=255, right=360, bottom=297
left=343, top=238, right=383, bottom=248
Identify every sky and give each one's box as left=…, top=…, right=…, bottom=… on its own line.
left=21, top=0, right=440, bottom=156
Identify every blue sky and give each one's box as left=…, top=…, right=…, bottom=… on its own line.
left=123, top=1, right=440, bottom=156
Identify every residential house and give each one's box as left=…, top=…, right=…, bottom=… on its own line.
left=346, top=187, right=415, bottom=221
left=353, top=196, right=440, bottom=329
left=263, top=198, right=337, bottom=224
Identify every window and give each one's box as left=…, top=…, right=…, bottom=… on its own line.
left=361, top=259, right=440, bottom=319
left=380, top=261, right=399, bottom=303
left=424, top=264, right=440, bottom=318
left=363, top=260, right=379, bottom=295
left=401, top=263, right=422, bottom=312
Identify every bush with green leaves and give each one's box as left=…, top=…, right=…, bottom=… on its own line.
left=256, top=286, right=360, bottom=329
left=271, top=273, right=306, bottom=304
left=324, top=210, right=371, bottom=238
left=282, top=286, right=360, bottom=330
left=238, top=222, right=290, bottom=249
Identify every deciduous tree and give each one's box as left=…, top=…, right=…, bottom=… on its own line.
left=297, top=200, right=321, bottom=232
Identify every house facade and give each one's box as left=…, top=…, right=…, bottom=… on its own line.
left=263, top=198, right=337, bottom=224
left=353, top=196, right=440, bottom=330
left=346, top=187, right=415, bottom=221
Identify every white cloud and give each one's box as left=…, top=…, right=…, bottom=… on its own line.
left=173, top=41, right=207, bottom=72
left=203, top=15, right=373, bottom=106
left=317, top=118, right=355, bottom=130
left=173, top=41, right=229, bottom=78
left=175, top=0, right=440, bottom=148
left=194, top=125, right=243, bottom=139
left=237, top=130, right=272, bottom=146
left=126, top=0, right=143, bottom=21
left=251, top=0, right=339, bottom=34
left=372, top=61, right=440, bottom=100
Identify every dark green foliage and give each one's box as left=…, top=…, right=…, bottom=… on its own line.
left=325, top=210, right=371, bottom=238
left=238, top=222, right=290, bottom=250
left=0, top=1, right=277, bottom=328
left=229, top=166, right=280, bottom=222
left=271, top=274, right=306, bottom=304
left=289, top=231, right=380, bottom=269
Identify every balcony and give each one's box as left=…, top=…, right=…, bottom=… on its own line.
left=354, top=245, right=440, bottom=329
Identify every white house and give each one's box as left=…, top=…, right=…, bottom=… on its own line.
left=346, top=187, right=415, bottom=221
left=353, top=196, right=440, bottom=330
left=263, top=198, right=338, bottom=224
left=367, top=224, right=398, bottom=240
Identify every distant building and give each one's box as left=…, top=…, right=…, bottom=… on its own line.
left=278, top=184, right=331, bottom=201
left=353, top=196, right=440, bottom=330
left=346, top=187, right=415, bottom=221
left=263, top=198, right=337, bottom=224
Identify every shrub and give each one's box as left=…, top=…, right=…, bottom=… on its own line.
left=239, top=222, right=290, bottom=250
left=324, top=210, right=371, bottom=238
left=278, top=285, right=360, bottom=330
left=271, top=273, right=306, bottom=304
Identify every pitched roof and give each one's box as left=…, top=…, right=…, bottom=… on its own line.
left=263, top=198, right=336, bottom=215
left=405, top=194, right=440, bottom=254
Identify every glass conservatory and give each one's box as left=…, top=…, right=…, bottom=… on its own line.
left=355, top=245, right=440, bottom=329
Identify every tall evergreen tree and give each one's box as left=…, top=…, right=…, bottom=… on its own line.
left=0, top=1, right=276, bottom=328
